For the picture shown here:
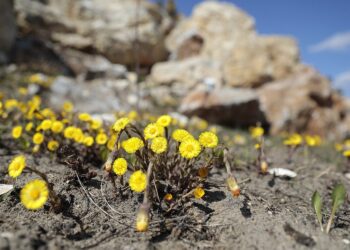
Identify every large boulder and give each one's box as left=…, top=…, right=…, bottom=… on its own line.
left=179, top=66, right=350, bottom=139
left=150, top=1, right=299, bottom=88
left=15, top=0, right=172, bottom=67
left=0, top=0, right=16, bottom=64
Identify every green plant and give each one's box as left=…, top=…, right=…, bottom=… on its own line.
left=311, top=183, right=347, bottom=233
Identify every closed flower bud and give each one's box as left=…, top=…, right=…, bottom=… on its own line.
left=226, top=176, right=240, bottom=197
left=136, top=205, right=149, bottom=232
left=260, top=160, right=268, bottom=174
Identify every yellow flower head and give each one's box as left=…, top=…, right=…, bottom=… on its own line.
left=107, top=134, right=118, bottom=151
left=199, top=131, right=218, bottom=148
left=193, top=187, right=205, bottom=199
left=284, top=134, right=303, bottom=146
left=38, top=119, right=52, bottom=131
left=172, top=129, right=193, bottom=142
left=128, top=110, right=138, bottom=121
left=156, top=115, right=172, bottom=127
left=151, top=137, right=168, bottom=154
left=51, top=121, right=64, bottom=133
left=83, top=136, right=94, bottom=147
left=33, top=133, right=44, bottom=145
left=129, top=170, right=147, bottom=192
left=90, top=119, right=102, bottom=130
left=63, top=126, right=75, bottom=139
left=78, top=113, right=91, bottom=122
left=96, top=133, right=108, bottom=145
left=113, top=158, right=128, bottom=176
left=20, top=179, right=49, bottom=210
left=113, top=117, right=130, bottom=132
left=179, top=139, right=201, bottom=159
left=335, top=143, right=343, bottom=152
left=250, top=126, right=264, bottom=139
left=122, top=137, right=144, bottom=154
left=73, top=128, right=84, bottom=143
left=136, top=206, right=149, bottom=232
left=5, top=99, right=18, bottom=109
left=47, top=140, right=59, bottom=151
left=144, top=123, right=163, bottom=140
left=8, top=155, right=26, bottom=178
left=62, top=101, right=73, bottom=112
left=343, top=150, right=350, bottom=158
left=305, top=135, right=321, bottom=147
left=25, top=122, right=33, bottom=132
left=12, top=125, right=23, bottom=139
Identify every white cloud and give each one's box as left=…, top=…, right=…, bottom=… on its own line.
left=309, top=31, right=350, bottom=52
left=333, top=70, right=350, bottom=88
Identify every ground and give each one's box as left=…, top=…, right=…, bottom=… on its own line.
left=0, top=140, right=349, bottom=250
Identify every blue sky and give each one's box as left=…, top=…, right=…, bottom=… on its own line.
left=152, top=0, right=350, bottom=96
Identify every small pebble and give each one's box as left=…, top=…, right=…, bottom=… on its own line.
left=268, top=211, right=273, bottom=215
left=345, top=173, right=350, bottom=180
left=343, top=239, right=350, bottom=245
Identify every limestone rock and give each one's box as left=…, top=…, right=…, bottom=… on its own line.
left=15, top=0, right=172, bottom=66
left=151, top=1, right=299, bottom=88
left=179, top=87, right=267, bottom=127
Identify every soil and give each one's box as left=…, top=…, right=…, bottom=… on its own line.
left=0, top=142, right=350, bottom=249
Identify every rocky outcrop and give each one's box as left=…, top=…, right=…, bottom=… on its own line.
left=15, top=0, right=172, bottom=67
left=179, top=87, right=267, bottom=128
left=150, top=1, right=299, bottom=88
left=180, top=66, right=349, bottom=138
left=0, top=0, right=16, bottom=64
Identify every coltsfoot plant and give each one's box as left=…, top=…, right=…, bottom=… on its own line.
left=104, top=116, right=240, bottom=232
left=312, top=183, right=347, bottom=233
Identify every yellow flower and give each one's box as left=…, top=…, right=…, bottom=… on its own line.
left=33, top=133, right=44, bottom=145
left=305, top=135, right=321, bottom=147
left=96, top=133, right=108, bottom=145
left=62, top=101, right=73, bottom=112
left=335, top=143, right=343, bottom=152
left=284, top=134, right=303, bottom=146
left=73, top=128, right=84, bottom=143
left=78, top=113, right=91, bottom=122
left=156, top=115, right=172, bottom=127
left=144, top=123, right=163, bottom=140
left=234, top=134, right=246, bottom=145
left=107, top=134, right=118, bottom=151
left=20, top=179, right=49, bottom=210
left=32, top=144, right=40, bottom=153
left=151, top=137, right=167, bottom=154
left=25, top=122, right=33, bottom=132
left=5, top=99, right=18, bottom=109
left=128, top=110, right=138, bottom=121
left=40, top=108, right=55, bottom=120
left=47, top=140, right=59, bottom=151
left=172, top=129, right=193, bottom=142
left=83, top=136, right=94, bottom=147
left=12, top=125, right=23, bottom=139
left=113, top=117, right=130, bottom=132
left=193, top=187, right=205, bottom=199
left=8, top=155, right=26, bottom=178
left=129, top=170, right=147, bottom=192
left=254, top=143, right=261, bottom=149
left=136, top=206, right=149, bottom=232
left=64, top=126, right=75, bottom=139
left=37, top=119, right=52, bottom=131
left=250, top=126, right=264, bottom=139
left=18, top=87, right=28, bottom=95
left=113, top=158, right=128, bottom=176
left=122, top=137, right=144, bottom=154
left=51, top=121, right=64, bottom=133
left=199, top=131, right=218, bottom=148
left=343, top=150, right=350, bottom=158
left=179, top=139, right=201, bottom=159
left=90, top=119, right=102, bottom=130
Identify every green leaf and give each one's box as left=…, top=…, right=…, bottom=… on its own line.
left=311, top=191, right=323, bottom=231
left=326, top=183, right=346, bottom=233
left=331, top=183, right=346, bottom=213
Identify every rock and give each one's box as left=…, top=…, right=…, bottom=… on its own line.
left=258, top=66, right=349, bottom=138
left=151, top=1, right=299, bottom=88
left=179, top=87, right=267, bottom=127
left=15, top=0, right=172, bottom=67
left=0, top=0, right=16, bottom=64
left=179, top=66, right=349, bottom=138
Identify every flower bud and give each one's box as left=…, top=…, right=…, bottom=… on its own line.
left=136, top=204, right=149, bottom=232
left=260, top=160, right=268, bottom=174
left=226, top=176, right=240, bottom=197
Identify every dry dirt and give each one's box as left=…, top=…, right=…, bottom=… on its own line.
left=0, top=143, right=350, bottom=250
